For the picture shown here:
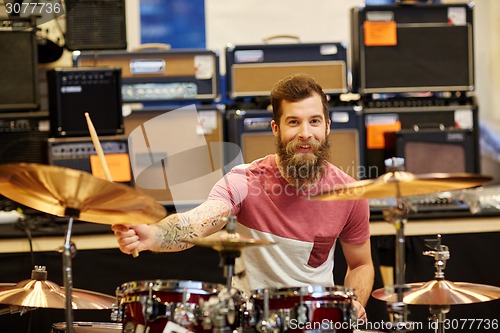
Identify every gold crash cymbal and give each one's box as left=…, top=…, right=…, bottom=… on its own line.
left=372, top=280, right=500, bottom=305
left=187, top=231, right=276, bottom=252
left=0, top=163, right=166, bottom=225
left=313, top=171, right=492, bottom=200
left=0, top=280, right=115, bottom=309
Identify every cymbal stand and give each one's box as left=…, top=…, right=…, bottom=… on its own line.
left=219, top=216, right=241, bottom=290
left=60, top=210, right=79, bottom=333
left=59, top=176, right=87, bottom=333
left=382, top=158, right=412, bottom=332
left=423, top=235, right=451, bottom=333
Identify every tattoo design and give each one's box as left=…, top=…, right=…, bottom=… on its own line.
left=156, top=201, right=231, bottom=251
left=157, top=215, right=197, bottom=251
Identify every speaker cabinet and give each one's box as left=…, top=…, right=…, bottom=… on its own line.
left=0, top=130, right=49, bottom=165
left=47, top=68, right=124, bottom=137
left=0, top=19, right=39, bottom=111
left=65, top=0, right=127, bottom=51
left=351, top=3, right=474, bottom=93
left=226, top=42, right=348, bottom=100
left=226, top=107, right=363, bottom=180
left=362, top=101, right=479, bottom=178
left=395, top=129, right=477, bottom=174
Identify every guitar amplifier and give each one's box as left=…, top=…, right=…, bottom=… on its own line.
left=76, top=49, right=220, bottom=103
left=362, top=98, right=479, bottom=178
left=395, top=128, right=477, bottom=174
left=47, top=67, right=124, bottom=137
left=351, top=3, right=474, bottom=94
left=225, top=42, right=348, bottom=100
left=225, top=106, right=364, bottom=180
left=0, top=18, right=39, bottom=111
left=47, top=137, right=131, bottom=184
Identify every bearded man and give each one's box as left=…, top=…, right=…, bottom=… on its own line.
left=113, top=74, right=374, bottom=321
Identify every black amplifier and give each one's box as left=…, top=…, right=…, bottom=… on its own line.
left=0, top=18, right=39, bottom=112
left=361, top=98, right=479, bottom=178
left=351, top=3, right=474, bottom=94
left=225, top=106, right=364, bottom=180
left=47, top=137, right=131, bottom=184
left=0, top=130, right=49, bottom=165
left=47, top=67, right=124, bottom=137
left=76, top=49, right=220, bottom=103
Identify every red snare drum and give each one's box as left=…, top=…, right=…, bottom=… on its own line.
left=117, top=280, right=223, bottom=333
left=51, top=322, right=122, bottom=333
left=251, top=285, right=356, bottom=333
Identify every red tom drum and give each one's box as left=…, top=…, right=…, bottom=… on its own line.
left=117, top=280, right=223, bottom=333
left=251, top=285, right=357, bottom=333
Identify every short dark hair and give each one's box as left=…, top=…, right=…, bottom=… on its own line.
left=270, top=74, right=329, bottom=125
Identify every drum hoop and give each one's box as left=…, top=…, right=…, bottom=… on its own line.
left=52, top=322, right=122, bottom=330
left=119, top=294, right=204, bottom=306
left=118, top=279, right=223, bottom=295
left=251, top=285, right=354, bottom=299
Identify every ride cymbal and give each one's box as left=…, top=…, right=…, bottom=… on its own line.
left=187, top=231, right=276, bottom=252
left=372, top=280, right=500, bottom=305
left=312, top=171, right=492, bottom=201
left=0, top=163, right=166, bottom=225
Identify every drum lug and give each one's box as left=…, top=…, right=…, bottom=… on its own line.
left=256, top=312, right=281, bottom=333
left=144, top=295, right=168, bottom=322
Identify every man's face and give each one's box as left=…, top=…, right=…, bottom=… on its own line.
left=271, top=93, right=331, bottom=186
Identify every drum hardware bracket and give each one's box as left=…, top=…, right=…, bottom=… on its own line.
left=428, top=304, right=451, bottom=333
left=201, top=287, right=243, bottom=333
left=0, top=305, right=36, bottom=316
left=423, top=235, right=450, bottom=280
left=255, top=289, right=281, bottom=333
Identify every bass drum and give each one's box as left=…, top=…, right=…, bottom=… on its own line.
left=51, top=322, right=122, bottom=333
left=117, top=279, right=224, bottom=333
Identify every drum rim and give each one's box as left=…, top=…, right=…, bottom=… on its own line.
left=52, top=322, right=122, bottom=329
left=251, top=285, right=354, bottom=299
left=118, top=279, right=223, bottom=295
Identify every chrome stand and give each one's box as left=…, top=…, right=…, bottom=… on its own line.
left=383, top=158, right=412, bottom=332
left=423, top=235, right=450, bottom=333
left=220, top=216, right=240, bottom=290
left=60, top=213, right=78, bottom=333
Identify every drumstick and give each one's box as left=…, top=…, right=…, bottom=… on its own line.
left=84, top=112, right=139, bottom=258
left=85, top=113, right=113, bottom=181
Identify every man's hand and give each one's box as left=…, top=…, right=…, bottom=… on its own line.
left=112, top=224, right=156, bottom=254
left=353, top=299, right=367, bottom=322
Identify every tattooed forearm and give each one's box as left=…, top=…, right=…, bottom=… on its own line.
left=155, top=215, right=197, bottom=251
left=154, top=200, right=231, bottom=252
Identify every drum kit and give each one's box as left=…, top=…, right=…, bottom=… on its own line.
left=0, top=157, right=499, bottom=333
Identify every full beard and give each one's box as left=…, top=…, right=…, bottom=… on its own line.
left=277, top=136, right=330, bottom=189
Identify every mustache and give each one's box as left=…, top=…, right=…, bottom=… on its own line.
left=284, top=138, right=321, bottom=155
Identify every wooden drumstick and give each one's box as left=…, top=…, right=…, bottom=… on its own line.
left=84, top=112, right=139, bottom=258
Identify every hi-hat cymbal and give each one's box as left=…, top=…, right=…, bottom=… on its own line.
left=372, top=280, right=500, bottom=305
left=187, top=231, right=276, bottom=252
left=0, top=280, right=115, bottom=309
left=0, top=163, right=166, bottom=225
left=312, top=171, right=492, bottom=201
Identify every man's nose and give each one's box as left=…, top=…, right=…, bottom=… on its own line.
left=297, top=123, right=313, bottom=139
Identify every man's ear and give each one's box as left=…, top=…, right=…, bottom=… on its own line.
left=271, top=120, right=280, bottom=137
left=326, top=119, right=331, bottom=136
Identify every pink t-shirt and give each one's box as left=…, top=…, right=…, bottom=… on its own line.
left=208, top=154, right=370, bottom=292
